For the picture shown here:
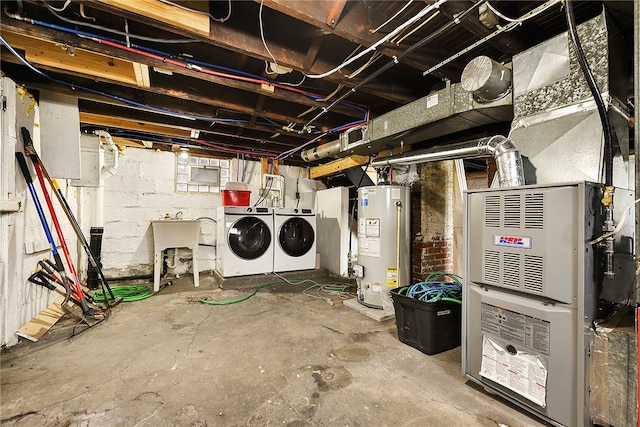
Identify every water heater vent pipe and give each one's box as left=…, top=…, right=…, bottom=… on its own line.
left=370, top=135, right=525, bottom=187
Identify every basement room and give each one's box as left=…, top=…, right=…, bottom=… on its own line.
left=1, top=1, right=638, bottom=426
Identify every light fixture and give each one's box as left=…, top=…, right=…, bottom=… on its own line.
left=179, top=146, right=189, bottom=159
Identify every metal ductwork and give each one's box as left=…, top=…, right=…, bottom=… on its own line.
left=301, top=70, right=513, bottom=163
left=370, top=135, right=525, bottom=187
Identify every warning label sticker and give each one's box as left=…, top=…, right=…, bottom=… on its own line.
left=386, top=268, right=397, bottom=287
left=358, top=236, right=381, bottom=257
left=481, top=303, right=550, bottom=355
left=479, top=336, right=548, bottom=408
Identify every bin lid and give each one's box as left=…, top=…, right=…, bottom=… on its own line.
left=225, top=181, right=249, bottom=191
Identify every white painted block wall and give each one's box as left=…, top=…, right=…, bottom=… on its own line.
left=92, top=148, right=320, bottom=280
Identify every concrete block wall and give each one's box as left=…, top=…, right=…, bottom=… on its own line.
left=89, top=147, right=316, bottom=280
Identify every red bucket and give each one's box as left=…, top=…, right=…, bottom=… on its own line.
left=222, top=190, right=251, bottom=206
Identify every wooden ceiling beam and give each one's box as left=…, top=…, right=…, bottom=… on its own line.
left=258, top=0, right=441, bottom=72
left=82, top=0, right=413, bottom=104
left=0, top=56, right=324, bottom=137
left=96, top=0, right=210, bottom=36
left=79, top=112, right=302, bottom=155
left=303, top=36, right=324, bottom=71
left=80, top=112, right=194, bottom=138
left=1, top=30, right=149, bottom=88
left=78, top=100, right=307, bottom=148
left=438, top=1, right=526, bottom=56
left=309, top=155, right=369, bottom=179
left=0, top=17, right=364, bottom=119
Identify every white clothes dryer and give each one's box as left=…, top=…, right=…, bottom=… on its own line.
left=273, top=208, right=316, bottom=272
left=216, top=206, right=273, bottom=277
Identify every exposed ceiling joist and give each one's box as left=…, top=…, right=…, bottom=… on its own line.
left=0, top=0, right=613, bottom=170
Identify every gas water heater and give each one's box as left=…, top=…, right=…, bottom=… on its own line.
left=355, top=185, right=411, bottom=309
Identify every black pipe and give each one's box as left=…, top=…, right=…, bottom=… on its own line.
left=565, top=0, right=613, bottom=186
left=87, top=227, right=104, bottom=290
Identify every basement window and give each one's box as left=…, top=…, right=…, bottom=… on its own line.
left=176, top=155, right=229, bottom=193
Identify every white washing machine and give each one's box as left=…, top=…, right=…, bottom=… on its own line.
left=216, top=206, right=273, bottom=277
left=273, top=208, right=316, bottom=272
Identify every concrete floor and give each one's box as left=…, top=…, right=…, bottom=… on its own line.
left=1, top=271, right=547, bottom=427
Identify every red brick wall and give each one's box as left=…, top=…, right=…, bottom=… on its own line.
left=413, top=236, right=453, bottom=282
left=410, top=162, right=454, bottom=283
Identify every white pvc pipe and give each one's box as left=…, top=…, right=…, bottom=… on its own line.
left=93, top=130, right=119, bottom=227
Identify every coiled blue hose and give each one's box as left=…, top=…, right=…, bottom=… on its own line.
left=398, top=272, right=462, bottom=304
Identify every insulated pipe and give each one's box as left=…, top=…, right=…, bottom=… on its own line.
left=371, top=135, right=525, bottom=187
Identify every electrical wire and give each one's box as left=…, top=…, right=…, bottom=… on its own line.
left=393, top=10, right=440, bottom=46
left=302, top=0, right=484, bottom=132
left=588, top=198, right=640, bottom=245
left=486, top=2, right=521, bottom=23
left=159, top=0, right=232, bottom=23
left=112, top=131, right=280, bottom=158
left=303, top=284, right=355, bottom=306
left=3, top=7, right=373, bottom=154
left=45, top=4, right=200, bottom=43
left=422, top=0, right=560, bottom=76
left=4, top=9, right=369, bottom=120
left=371, top=0, right=414, bottom=34
left=0, top=37, right=232, bottom=124
left=47, top=0, right=71, bottom=12
left=487, top=1, right=554, bottom=24
left=259, top=0, right=278, bottom=66
left=304, top=0, right=447, bottom=79
left=254, top=176, right=274, bottom=206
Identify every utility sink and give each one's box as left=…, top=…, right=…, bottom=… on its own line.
left=151, top=220, right=200, bottom=292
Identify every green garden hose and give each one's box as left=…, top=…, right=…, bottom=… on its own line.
left=93, top=284, right=155, bottom=302
left=200, top=279, right=313, bottom=306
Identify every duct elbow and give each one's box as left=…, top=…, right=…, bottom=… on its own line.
left=486, top=136, right=525, bottom=187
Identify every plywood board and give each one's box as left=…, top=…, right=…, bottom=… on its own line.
left=2, top=31, right=147, bottom=87
left=16, top=297, right=66, bottom=342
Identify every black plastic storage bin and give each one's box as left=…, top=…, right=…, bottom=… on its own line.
left=390, top=286, right=461, bottom=355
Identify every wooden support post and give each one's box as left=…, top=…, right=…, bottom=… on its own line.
left=261, top=158, right=279, bottom=175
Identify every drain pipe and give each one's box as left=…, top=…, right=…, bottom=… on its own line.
left=93, top=130, right=119, bottom=228
left=87, top=130, right=119, bottom=289
left=95, top=130, right=119, bottom=181
left=370, top=135, right=525, bottom=187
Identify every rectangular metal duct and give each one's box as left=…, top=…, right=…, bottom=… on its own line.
left=510, top=11, right=633, bottom=189
left=343, top=80, right=513, bottom=156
